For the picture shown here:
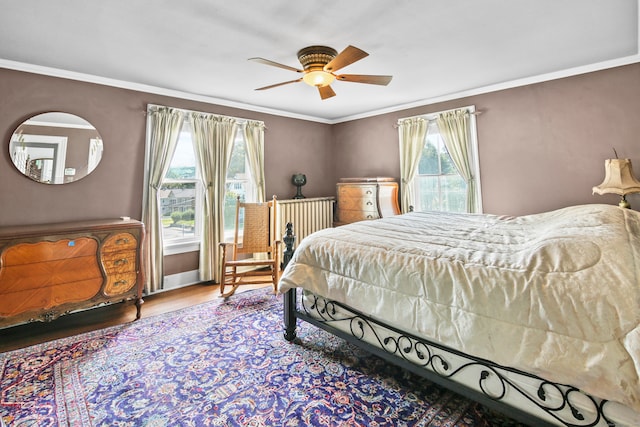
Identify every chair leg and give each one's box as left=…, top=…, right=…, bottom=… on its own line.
left=270, top=268, right=277, bottom=294
left=220, top=265, right=240, bottom=298
left=220, top=283, right=240, bottom=298
left=219, top=273, right=226, bottom=297
left=220, top=266, right=231, bottom=297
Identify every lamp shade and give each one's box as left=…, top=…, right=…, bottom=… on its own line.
left=592, top=158, right=640, bottom=196
left=302, top=70, right=335, bottom=87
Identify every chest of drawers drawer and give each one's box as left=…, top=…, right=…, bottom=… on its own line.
left=101, top=250, right=137, bottom=273
left=338, top=184, right=376, bottom=198
left=0, top=238, right=102, bottom=295
left=338, top=196, right=378, bottom=212
left=337, top=209, right=380, bottom=223
left=102, top=232, right=138, bottom=252
left=104, top=272, right=138, bottom=296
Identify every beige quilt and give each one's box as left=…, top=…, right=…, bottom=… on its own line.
left=278, top=204, right=640, bottom=411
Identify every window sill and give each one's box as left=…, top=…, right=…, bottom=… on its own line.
left=164, top=240, right=200, bottom=256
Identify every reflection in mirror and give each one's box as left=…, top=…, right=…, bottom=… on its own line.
left=9, top=112, right=103, bottom=184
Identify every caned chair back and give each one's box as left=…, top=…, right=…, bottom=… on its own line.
left=232, top=197, right=277, bottom=257
left=234, top=199, right=274, bottom=255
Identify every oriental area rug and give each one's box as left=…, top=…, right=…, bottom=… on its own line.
left=0, top=288, right=524, bottom=426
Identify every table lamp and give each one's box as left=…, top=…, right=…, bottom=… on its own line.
left=592, top=158, right=640, bottom=208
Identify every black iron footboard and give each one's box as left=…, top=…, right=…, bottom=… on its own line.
left=279, top=223, right=617, bottom=427
left=284, top=289, right=621, bottom=427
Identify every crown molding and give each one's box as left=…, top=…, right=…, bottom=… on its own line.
left=2, top=53, right=639, bottom=126
left=334, top=54, right=640, bottom=123
left=0, top=59, right=334, bottom=124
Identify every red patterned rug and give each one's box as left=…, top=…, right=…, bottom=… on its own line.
left=0, top=288, right=523, bottom=426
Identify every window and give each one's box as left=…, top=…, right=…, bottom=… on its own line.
left=144, top=105, right=266, bottom=292
left=413, top=121, right=467, bottom=212
left=160, top=121, right=199, bottom=245
left=411, top=107, right=481, bottom=213
left=160, top=120, right=257, bottom=249
left=223, top=131, right=255, bottom=238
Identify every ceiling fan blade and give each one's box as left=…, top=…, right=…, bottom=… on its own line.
left=324, top=45, right=368, bottom=73
left=336, top=74, right=393, bottom=86
left=318, top=85, right=336, bottom=100
left=248, top=57, right=303, bottom=73
left=255, top=78, right=303, bottom=91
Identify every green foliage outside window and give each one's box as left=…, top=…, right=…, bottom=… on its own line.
left=223, top=137, right=249, bottom=234
left=415, top=137, right=466, bottom=213
left=418, top=142, right=457, bottom=175
left=227, top=139, right=246, bottom=177
left=170, top=211, right=183, bottom=224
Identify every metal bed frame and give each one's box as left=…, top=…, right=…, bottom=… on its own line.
left=279, top=223, right=618, bottom=427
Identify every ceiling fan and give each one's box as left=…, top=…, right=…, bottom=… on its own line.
left=249, top=45, right=393, bottom=100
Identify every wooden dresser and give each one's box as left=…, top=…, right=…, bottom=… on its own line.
left=335, top=177, right=401, bottom=225
left=0, top=219, right=145, bottom=329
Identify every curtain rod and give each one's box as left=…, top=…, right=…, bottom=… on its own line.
left=394, top=107, right=481, bottom=128
left=145, top=103, right=265, bottom=127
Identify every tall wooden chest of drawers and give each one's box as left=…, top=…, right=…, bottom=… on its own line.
left=335, top=177, right=401, bottom=225
left=0, top=219, right=145, bottom=329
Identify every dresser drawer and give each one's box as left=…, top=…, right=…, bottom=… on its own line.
left=1, top=238, right=97, bottom=266
left=0, top=255, right=102, bottom=292
left=0, top=278, right=104, bottom=318
left=101, top=232, right=137, bottom=252
left=101, top=250, right=137, bottom=273
left=338, top=196, right=378, bottom=212
left=104, top=272, right=137, bottom=296
left=338, top=209, right=380, bottom=223
left=338, top=184, right=376, bottom=198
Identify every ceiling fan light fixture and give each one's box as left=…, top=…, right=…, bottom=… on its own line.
left=302, top=70, right=335, bottom=87
left=251, top=44, right=392, bottom=99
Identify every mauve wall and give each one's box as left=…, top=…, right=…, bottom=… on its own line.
left=333, top=62, right=640, bottom=216
left=0, top=69, right=334, bottom=276
left=0, top=68, right=334, bottom=229
left=1, top=63, right=639, bottom=276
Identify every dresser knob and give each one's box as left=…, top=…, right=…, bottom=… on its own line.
left=114, top=258, right=129, bottom=266
left=366, top=201, right=372, bottom=206
left=114, top=280, right=128, bottom=287
left=115, top=238, right=130, bottom=245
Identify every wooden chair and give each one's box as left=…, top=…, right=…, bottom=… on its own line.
left=219, top=195, right=281, bottom=298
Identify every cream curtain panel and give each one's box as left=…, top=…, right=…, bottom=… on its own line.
left=142, top=106, right=185, bottom=293
left=191, top=113, right=238, bottom=283
left=436, top=109, right=479, bottom=213
left=397, top=117, right=428, bottom=213
left=243, top=120, right=266, bottom=203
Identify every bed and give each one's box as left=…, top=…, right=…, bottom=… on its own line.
left=277, top=204, right=640, bottom=426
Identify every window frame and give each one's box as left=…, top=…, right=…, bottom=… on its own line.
left=161, top=120, right=202, bottom=255
left=410, top=105, right=482, bottom=213
left=160, top=120, right=257, bottom=255
left=223, top=130, right=256, bottom=242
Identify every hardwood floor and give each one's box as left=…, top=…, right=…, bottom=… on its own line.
left=0, top=282, right=270, bottom=354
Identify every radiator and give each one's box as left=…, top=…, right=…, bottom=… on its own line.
left=274, top=197, right=335, bottom=249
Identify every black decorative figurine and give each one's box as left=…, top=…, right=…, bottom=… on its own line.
left=291, top=173, right=307, bottom=199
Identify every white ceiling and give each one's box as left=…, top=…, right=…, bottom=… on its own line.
left=1, top=0, right=638, bottom=123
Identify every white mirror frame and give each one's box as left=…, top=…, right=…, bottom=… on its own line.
left=9, top=112, right=103, bottom=184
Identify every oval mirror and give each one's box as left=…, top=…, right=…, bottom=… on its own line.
left=9, top=112, right=103, bottom=184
